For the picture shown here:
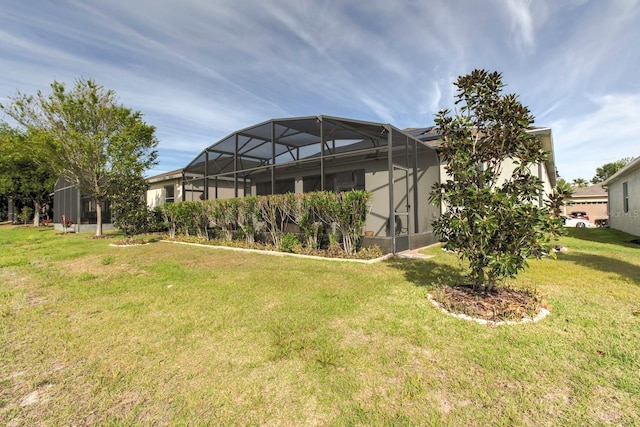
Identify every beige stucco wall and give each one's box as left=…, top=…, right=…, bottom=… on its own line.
left=437, top=158, right=554, bottom=211
left=607, top=168, right=640, bottom=237
left=147, top=178, right=182, bottom=209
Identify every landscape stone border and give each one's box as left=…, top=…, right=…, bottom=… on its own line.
left=427, top=293, right=550, bottom=326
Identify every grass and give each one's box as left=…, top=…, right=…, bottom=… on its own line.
left=1, top=225, right=639, bottom=425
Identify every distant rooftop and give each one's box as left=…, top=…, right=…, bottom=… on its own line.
left=571, top=184, right=607, bottom=197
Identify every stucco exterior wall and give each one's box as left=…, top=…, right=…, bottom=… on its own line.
left=607, top=169, right=640, bottom=237
left=437, top=158, right=554, bottom=210
left=147, top=178, right=183, bottom=209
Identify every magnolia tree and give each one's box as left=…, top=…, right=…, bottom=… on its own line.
left=430, top=69, right=564, bottom=291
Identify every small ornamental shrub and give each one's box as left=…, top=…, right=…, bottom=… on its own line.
left=280, top=233, right=301, bottom=253
left=18, top=206, right=33, bottom=225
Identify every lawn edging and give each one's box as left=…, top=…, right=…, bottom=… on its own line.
left=159, top=239, right=394, bottom=264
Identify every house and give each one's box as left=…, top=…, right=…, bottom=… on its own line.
left=180, top=116, right=441, bottom=254
left=406, top=126, right=557, bottom=211
left=175, top=115, right=557, bottom=254
left=565, top=184, right=608, bottom=225
left=52, top=177, right=114, bottom=232
left=146, top=168, right=183, bottom=209
left=601, top=156, right=640, bottom=237
left=55, top=115, right=558, bottom=252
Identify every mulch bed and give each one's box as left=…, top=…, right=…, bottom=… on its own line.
left=430, top=284, right=545, bottom=323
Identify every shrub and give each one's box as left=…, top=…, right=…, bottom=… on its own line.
left=148, top=206, right=168, bottom=232
left=18, top=206, right=33, bottom=225
left=164, top=190, right=373, bottom=256
left=280, top=233, right=301, bottom=253
left=314, top=190, right=372, bottom=255
left=237, top=196, right=258, bottom=244
left=108, top=173, right=150, bottom=238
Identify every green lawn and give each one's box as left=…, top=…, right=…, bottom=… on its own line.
left=1, top=225, right=639, bottom=426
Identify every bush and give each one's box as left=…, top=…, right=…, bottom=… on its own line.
left=163, top=190, right=373, bottom=256
left=148, top=206, right=168, bottom=232
left=280, top=233, right=301, bottom=253
left=108, top=174, right=151, bottom=238
left=17, top=206, right=33, bottom=225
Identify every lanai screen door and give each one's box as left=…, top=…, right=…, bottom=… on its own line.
left=393, top=164, right=410, bottom=253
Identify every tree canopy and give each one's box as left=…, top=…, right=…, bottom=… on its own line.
left=430, top=69, right=563, bottom=291
left=0, top=123, right=56, bottom=225
left=591, top=157, right=634, bottom=183
left=1, top=79, right=158, bottom=235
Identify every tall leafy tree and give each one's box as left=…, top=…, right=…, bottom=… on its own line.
left=1, top=79, right=158, bottom=235
left=591, top=157, right=634, bottom=183
left=0, top=123, right=56, bottom=226
left=430, top=69, right=563, bottom=291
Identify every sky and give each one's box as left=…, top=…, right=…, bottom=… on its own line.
left=1, top=0, right=639, bottom=182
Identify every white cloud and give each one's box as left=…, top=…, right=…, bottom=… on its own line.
left=502, top=0, right=536, bottom=51
left=551, top=92, right=640, bottom=180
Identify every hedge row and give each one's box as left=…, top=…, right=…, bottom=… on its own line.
left=159, top=190, right=372, bottom=255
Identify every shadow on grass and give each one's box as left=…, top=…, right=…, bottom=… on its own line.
left=564, top=227, right=640, bottom=248
left=558, top=252, right=640, bottom=285
left=384, top=257, right=466, bottom=289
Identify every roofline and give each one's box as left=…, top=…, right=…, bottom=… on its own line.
left=147, top=168, right=184, bottom=183
left=601, top=155, right=640, bottom=186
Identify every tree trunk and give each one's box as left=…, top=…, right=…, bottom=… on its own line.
left=33, top=200, right=41, bottom=227
left=95, top=200, right=103, bottom=236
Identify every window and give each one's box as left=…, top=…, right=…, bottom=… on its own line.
left=303, top=169, right=365, bottom=193
left=165, top=185, right=175, bottom=203
left=303, top=175, right=323, bottom=193
left=256, top=178, right=295, bottom=195
left=623, top=181, right=629, bottom=213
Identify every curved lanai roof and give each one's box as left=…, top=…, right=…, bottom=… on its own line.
left=184, top=115, right=433, bottom=178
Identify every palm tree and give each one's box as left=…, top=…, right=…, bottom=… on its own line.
left=571, top=178, right=589, bottom=188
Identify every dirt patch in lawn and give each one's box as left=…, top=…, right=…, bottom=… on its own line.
left=429, top=284, right=548, bottom=325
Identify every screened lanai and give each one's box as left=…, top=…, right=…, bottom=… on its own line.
left=183, top=115, right=441, bottom=253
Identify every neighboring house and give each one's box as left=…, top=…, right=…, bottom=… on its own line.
left=602, top=156, right=640, bottom=237
left=565, top=184, right=608, bottom=224
left=52, top=168, right=182, bottom=231
left=146, top=168, right=183, bottom=209
left=52, top=177, right=114, bottom=232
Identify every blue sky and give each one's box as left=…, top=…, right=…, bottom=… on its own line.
left=1, top=0, right=639, bottom=181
